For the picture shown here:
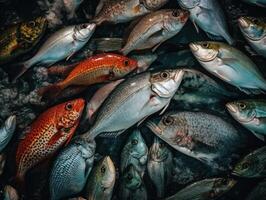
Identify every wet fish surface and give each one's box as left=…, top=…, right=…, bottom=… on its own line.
left=0, top=115, right=16, bottom=152
left=242, top=0, right=266, bottom=7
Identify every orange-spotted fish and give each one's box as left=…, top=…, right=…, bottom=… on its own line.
left=15, top=98, right=85, bottom=186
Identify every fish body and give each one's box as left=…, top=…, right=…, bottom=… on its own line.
left=190, top=41, right=266, bottom=94
left=246, top=179, right=266, bottom=200
left=15, top=98, right=85, bottom=184
left=85, top=156, right=116, bottom=200
left=0, top=17, right=47, bottom=64
left=121, top=9, right=189, bottom=55
left=233, top=146, right=266, bottom=178
left=238, top=17, right=266, bottom=58
left=0, top=115, right=16, bottom=152
left=49, top=137, right=96, bottom=200
left=147, top=136, right=173, bottom=198
left=3, top=185, right=19, bottom=200
left=165, top=178, right=236, bottom=200
left=82, top=69, right=184, bottom=139
left=177, top=0, right=234, bottom=44
left=121, top=129, right=148, bottom=177
left=242, top=0, right=266, bottom=7
left=132, top=52, right=158, bottom=73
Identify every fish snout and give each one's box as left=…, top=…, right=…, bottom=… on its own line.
left=226, top=103, right=238, bottom=114
left=238, top=17, right=249, bottom=29
left=5, top=115, right=16, bottom=132
left=189, top=43, right=199, bottom=52
left=174, top=69, right=185, bottom=84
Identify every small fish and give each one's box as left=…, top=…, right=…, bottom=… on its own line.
left=0, top=17, right=47, bottom=64
left=147, top=136, right=173, bottom=198
left=146, top=111, right=244, bottom=169
left=165, top=178, right=236, bottom=200
left=121, top=9, right=189, bottom=55
left=85, top=156, right=116, bottom=200
left=15, top=98, right=85, bottom=185
left=238, top=17, right=266, bottom=58
left=121, top=129, right=148, bottom=177
left=242, top=0, right=266, bottom=7
left=226, top=99, right=266, bottom=141
left=246, top=179, right=266, bottom=200
left=190, top=41, right=266, bottom=94
left=3, top=185, right=19, bottom=200
left=0, top=115, right=16, bottom=152
left=0, top=153, right=6, bottom=176
left=82, top=69, right=184, bottom=139
left=119, top=164, right=147, bottom=200
left=40, top=53, right=137, bottom=99
left=177, top=0, right=234, bottom=44
left=92, top=0, right=168, bottom=25
left=49, top=137, right=96, bottom=200
left=233, top=146, right=266, bottom=178
left=11, top=23, right=96, bottom=82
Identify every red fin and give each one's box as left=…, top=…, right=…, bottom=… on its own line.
left=47, top=131, right=64, bottom=147
left=37, top=83, right=64, bottom=101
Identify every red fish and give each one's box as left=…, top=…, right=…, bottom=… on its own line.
left=15, top=98, right=85, bottom=185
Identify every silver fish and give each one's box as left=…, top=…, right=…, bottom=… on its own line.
left=190, top=41, right=266, bottom=94
left=177, top=0, right=234, bottom=44
left=246, top=179, right=266, bottom=200
left=121, top=129, right=148, bottom=177
left=120, top=9, right=189, bottom=55
left=242, top=0, right=266, bottom=7
left=147, top=136, right=173, bottom=198
left=3, top=185, right=19, bottom=200
left=165, top=178, right=236, bottom=200
left=0, top=115, right=16, bottom=152
left=82, top=69, right=184, bottom=139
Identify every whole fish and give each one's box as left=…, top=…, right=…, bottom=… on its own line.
left=190, top=41, right=266, bottom=94
left=85, top=156, right=116, bottom=200
left=12, top=23, right=96, bottom=81
left=146, top=111, right=245, bottom=169
left=0, top=115, right=16, bottom=152
left=119, top=164, right=147, bottom=200
left=121, top=129, right=148, bottom=177
left=82, top=69, right=184, bottom=139
left=246, top=179, right=266, bottom=200
left=40, top=53, right=137, bottom=99
left=3, top=185, right=19, bottom=200
left=238, top=17, right=266, bottom=58
left=226, top=99, right=266, bottom=141
left=147, top=136, right=173, bottom=198
left=165, top=178, right=236, bottom=200
left=0, top=17, right=47, bottom=64
left=233, top=146, right=266, bottom=178
left=120, top=9, right=189, bottom=55
left=242, top=0, right=266, bottom=7
left=177, top=0, right=234, bottom=44
left=92, top=0, right=168, bottom=25
left=15, top=98, right=85, bottom=185
left=49, top=137, right=96, bottom=200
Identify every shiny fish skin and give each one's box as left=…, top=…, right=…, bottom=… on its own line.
left=246, top=179, right=266, bottom=200
left=177, top=0, right=234, bottom=44
left=165, top=178, right=236, bottom=200
left=120, top=9, right=189, bottom=55
left=132, top=52, right=158, bottom=73
left=147, top=136, right=173, bottom=198
left=121, top=129, right=148, bottom=177
left=82, top=69, right=184, bottom=139
left=233, top=146, right=266, bottom=178
left=49, top=137, right=96, bottom=200
left=85, top=156, right=116, bottom=200
left=190, top=41, right=266, bottom=94
left=242, top=0, right=266, bottom=7
left=0, top=115, right=16, bottom=152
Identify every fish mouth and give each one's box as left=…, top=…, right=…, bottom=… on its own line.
left=5, top=115, right=16, bottom=132
left=226, top=103, right=238, bottom=113
left=174, top=70, right=185, bottom=84
left=226, top=103, right=255, bottom=124
left=146, top=121, right=163, bottom=135
left=238, top=17, right=249, bottom=29
left=189, top=43, right=199, bottom=52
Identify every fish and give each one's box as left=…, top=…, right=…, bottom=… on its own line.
left=238, top=17, right=266, bottom=58
left=242, top=0, right=266, bottom=7
left=246, top=179, right=266, bottom=200
left=82, top=69, right=184, bottom=139
left=119, top=164, right=147, bottom=200
left=15, top=98, right=85, bottom=186
left=120, top=9, right=189, bottom=55
left=11, top=23, right=96, bottom=82
left=147, top=136, right=173, bottom=198
left=226, top=99, right=266, bottom=141
left=177, top=0, right=234, bottom=44
left=40, top=53, right=137, bottom=99
left=0, top=115, right=16, bottom=152
left=165, top=178, right=236, bottom=200
left=92, top=0, right=168, bottom=25
left=121, top=129, right=148, bottom=177
left=84, top=156, right=116, bottom=200
left=0, top=17, right=47, bottom=64
left=146, top=111, right=245, bottom=169
left=232, top=146, right=266, bottom=178
left=189, top=41, right=266, bottom=94
left=49, top=137, right=96, bottom=200
left=132, top=52, right=158, bottom=73
left=3, top=185, right=19, bottom=200
left=0, top=153, right=6, bottom=176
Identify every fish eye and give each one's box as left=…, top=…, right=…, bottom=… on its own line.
left=242, top=162, right=249, bottom=169
left=81, top=24, right=87, bottom=29
left=202, top=43, right=209, bottom=48
left=172, top=10, right=179, bottom=17
left=101, top=166, right=106, bottom=173
left=124, top=59, right=129, bottom=66
left=65, top=103, right=73, bottom=111
left=238, top=103, right=246, bottom=110
left=28, top=21, right=35, bottom=27
left=163, top=116, right=174, bottom=125
left=131, top=139, right=138, bottom=145
left=160, top=71, right=170, bottom=79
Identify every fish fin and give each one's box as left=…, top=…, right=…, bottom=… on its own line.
left=7, top=62, right=31, bottom=83
left=99, top=129, right=125, bottom=137
left=47, top=63, right=77, bottom=77
left=137, top=116, right=149, bottom=126
left=66, top=50, right=75, bottom=61
left=95, top=0, right=106, bottom=15
left=252, top=132, right=265, bottom=141
left=37, top=83, right=64, bottom=101
left=152, top=41, right=163, bottom=52
left=159, top=101, right=170, bottom=115
left=192, top=19, right=200, bottom=33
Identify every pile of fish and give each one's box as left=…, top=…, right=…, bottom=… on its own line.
left=0, top=0, right=265, bottom=199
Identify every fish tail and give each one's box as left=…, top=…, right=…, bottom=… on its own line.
left=37, top=83, right=64, bottom=101
left=7, top=61, right=32, bottom=83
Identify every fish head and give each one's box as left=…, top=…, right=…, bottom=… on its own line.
left=122, top=164, right=142, bottom=190
left=75, top=23, right=96, bottom=41
left=177, top=0, right=200, bottom=9
left=226, top=101, right=256, bottom=124
left=150, top=69, right=184, bottom=98
left=189, top=41, right=220, bottom=62
left=150, top=136, right=170, bottom=162
left=207, top=178, right=236, bottom=198
left=233, top=155, right=259, bottom=177
left=126, top=130, right=148, bottom=159
left=142, top=0, right=169, bottom=10
left=164, top=9, right=190, bottom=31
left=238, top=17, right=266, bottom=41
left=3, top=115, right=16, bottom=135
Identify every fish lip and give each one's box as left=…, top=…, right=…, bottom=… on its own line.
left=5, top=115, right=16, bottom=132
left=174, top=69, right=185, bottom=83
left=189, top=43, right=199, bottom=52
left=146, top=121, right=162, bottom=135
left=226, top=103, right=237, bottom=113
left=238, top=17, right=249, bottom=29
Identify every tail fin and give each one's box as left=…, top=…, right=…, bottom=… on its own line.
left=37, top=83, right=63, bottom=101
left=7, top=62, right=31, bottom=83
